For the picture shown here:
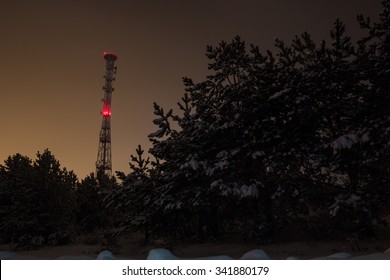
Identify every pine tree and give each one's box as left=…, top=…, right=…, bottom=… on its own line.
left=106, top=145, right=158, bottom=243
left=117, top=0, right=389, bottom=243
left=0, top=154, right=34, bottom=244
left=0, top=150, right=78, bottom=246
left=74, top=173, right=109, bottom=232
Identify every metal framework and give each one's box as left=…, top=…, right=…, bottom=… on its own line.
left=96, top=52, right=118, bottom=177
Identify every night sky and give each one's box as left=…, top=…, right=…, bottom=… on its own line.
left=1, top=0, right=382, bottom=179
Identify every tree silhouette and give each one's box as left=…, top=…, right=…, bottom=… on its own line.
left=113, top=1, right=390, bottom=242
left=0, top=150, right=77, bottom=246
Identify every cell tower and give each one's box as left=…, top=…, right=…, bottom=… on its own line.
left=96, top=51, right=118, bottom=177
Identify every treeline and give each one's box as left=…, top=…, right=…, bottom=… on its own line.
left=1, top=1, right=389, bottom=247
left=0, top=150, right=114, bottom=247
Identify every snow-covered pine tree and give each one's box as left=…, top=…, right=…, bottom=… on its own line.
left=105, top=145, right=160, bottom=243
left=146, top=37, right=281, bottom=242
left=118, top=1, right=389, bottom=243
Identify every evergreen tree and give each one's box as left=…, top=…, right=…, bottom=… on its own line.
left=115, top=0, right=389, bottom=243
left=0, top=154, right=34, bottom=244
left=74, top=173, right=109, bottom=233
left=106, top=145, right=158, bottom=243
left=0, top=150, right=77, bottom=246
left=32, top=149, right=77, bottom=244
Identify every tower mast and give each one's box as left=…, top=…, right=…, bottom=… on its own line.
left=96, top=51, right=118, bottom=177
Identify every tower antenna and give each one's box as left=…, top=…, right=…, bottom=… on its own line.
left=96, top=51, right=118, bottom=177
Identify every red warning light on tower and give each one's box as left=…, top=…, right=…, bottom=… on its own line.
left=102, top=108, right=111, bottom=117
left=101, top=100, right=111, bottom=117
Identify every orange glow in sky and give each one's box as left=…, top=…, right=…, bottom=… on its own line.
left=0, top=0, right=381, bottom=179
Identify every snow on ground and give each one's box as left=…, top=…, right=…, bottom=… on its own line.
left=1, top=247, right=390, bottom=260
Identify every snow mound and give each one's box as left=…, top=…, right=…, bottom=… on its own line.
left=147, top=248, right=179, bottom=260
left=96, top=250, right=117, bottom=260
left=286, top=256, right=300, bottom=260
left=147, top=248, right=232, bottom=260
left=240, top=249, right=270, bottom=260
left=194, top=255, right=233, bottom=260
